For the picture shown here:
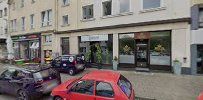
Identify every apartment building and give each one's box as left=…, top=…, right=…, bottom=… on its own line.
left=0, top=0, right=9, bottom=59
left=191, top=0, right=203, bottom=75
left=54, top=0, right=191, bottom=73
left=8, top=0, right=57, bottom=63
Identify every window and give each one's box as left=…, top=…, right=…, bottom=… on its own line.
left=10, top=20, right=13, bottom=32
left=62, top=15, right=69, bottom=25
left=62, top=0, right=69, bottom=6
left=199, top=8, right=203, bottom=27
left=21, top=0, right=24, bottom=7
left=71, top=80, right=94, bottom=95
left=47, top=10, right=52, bottom=26
left=41, top=10, right=52, bottom=27
left=119, top=34, right=135, bottom=64
left=61, top=37, right=69, bottom=55
left=12, top=3, right=15, bottom=10
left=44, top=35, right=52, bottom=44
left=103, top=0, right=112, bottom=16
left=13, top=19, right=17, bottom=32
left=0, top=10, right=2, bottom=18
left=143, top=0, right=161, bottom=9
left=96, top=81, right=114, bottom=98
left=1, top=69, right=16, bottom=79
left=31, top=0, right=35, bottom=3
left=150, top=31, right=171, bottom=66
left=118, top=75, right=132, bottom=97
left=119, top=0, right=130, bottom=13
left=30, top=14, right=34, bottom=29
left=82, top=5, right=93, bottom=19
left=4, top=8, right=7, bottom=16
left=21, top=17, right=25, bottom=31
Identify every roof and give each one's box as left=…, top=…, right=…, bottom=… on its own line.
left=82, top=70, right=121, bottom=84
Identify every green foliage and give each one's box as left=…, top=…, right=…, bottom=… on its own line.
left=95, top=44, right=102, bottom=64
left=106, top=49, right=110, bottom=64
left=85, top=50, right=91, bottom=62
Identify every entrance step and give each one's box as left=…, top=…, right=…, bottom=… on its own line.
left=135, top=67, right=150, bottom=72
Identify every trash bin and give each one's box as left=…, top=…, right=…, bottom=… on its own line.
left=173, top=61, right=182, bottom=75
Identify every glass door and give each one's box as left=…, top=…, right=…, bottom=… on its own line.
left=135, top=39, right=149, bottom=68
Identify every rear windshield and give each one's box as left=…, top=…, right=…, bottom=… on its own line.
left=118, top=75, right=132, bottom=98
left=33, top=68, right=58, bottom=81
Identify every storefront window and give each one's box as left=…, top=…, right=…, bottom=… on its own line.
left=150, top=31, right=171, bottom=66
left=29, top=41, right=39, bottom=59
left=61, top=37, right=69, bottom=55
left=79, top=35, right=113, bottom=64
left=119, top=34, right=135, bottom=64
left=13, top=42, right=20, bottom=59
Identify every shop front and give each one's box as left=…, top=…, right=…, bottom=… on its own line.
left=12, top=34, right=41, bottom=62
left=79, top=34, right=113, bottom=67
left=119, top=31, right=171, bottom=71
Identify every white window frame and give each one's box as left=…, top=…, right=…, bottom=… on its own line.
left=62, top=0, right=70, bottom=6
left=30, top=14, right=34, bottom=29
left=44, top=35, right=52, bottom=44
left=102, top=0, right=112, bottom=16
left=119, top=0, right=131, bottom=13
left=141, top=0, right=163, bottom=10
left=62, top=15, right=69, bottom=25
left=82, top=4, right=94, bottom=20
left=41, top=11, right=46, bottom=27
left=21, top=17, right=25, bottom=31
left=13, top=19, right=17, bottom=32
left=47, top=10, right=52, bottom=26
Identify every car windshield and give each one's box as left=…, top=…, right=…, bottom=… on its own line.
left=118, top=75, right=132, bottom=98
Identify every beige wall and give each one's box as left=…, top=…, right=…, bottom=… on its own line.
left=57, top=0, right=191, bottom=32
left=192, top=0, right=203, bottom=5
left=9, top=0, right=56, bottom=36
left=55, top=22, right=191, bottom=67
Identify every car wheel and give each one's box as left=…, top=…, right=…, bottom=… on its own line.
left=68, top=68, right=75, bottom=76
left=17, top=90, right=29, bottom=100
left=54, top=96, right=63, bottom=100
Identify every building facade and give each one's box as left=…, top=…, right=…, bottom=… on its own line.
left=191, top=1, right=203, bottom=75
left=8, top=0, right=57, bottom=63
left=54, top=0, right=191, bottom=73
left=0, top=0, right=9, bottom=59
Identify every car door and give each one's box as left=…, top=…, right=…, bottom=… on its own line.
left=0, top=69, right=16, bottom=94
left=95, top=81, right=115, bottom=100
left=68, top=80, right=95, bottom=100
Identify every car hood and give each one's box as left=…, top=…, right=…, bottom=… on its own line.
left=52, top=78, right=78, bottom=92
left=198, top=92, right=203, bottom=100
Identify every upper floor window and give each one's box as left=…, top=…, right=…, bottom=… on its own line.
left=21, top=17, right=25, bottom=31
left=103, top=0, right=112, bottom=16
left=62, top=15, right=69, bottom=25
left=30, top=14, right=34, bottom=29
left=119, top=0, right=130, bottom=13
left=10, top=20, right=13, bottom=32
left=21, top=0, right=24, bottom=8
left=82, top=5, right=93, bottom=19
left=62, top=0, right=69, bottom=6
left=12, top=3, right=16, bottom=10
left=143, top=0, right=161, bottom=10
left=0, top=10, right=2, bottom=18
left=44, top=35, right=52, bottom=44
left=4, top=8, right=7, bottom=16
left=31, top=0, right=35, bottom=4
left=199, top=8, right=203, bottom=27
left=13, top=19, right=17, bottom=32
left=41, top=10, right=52, bottom=27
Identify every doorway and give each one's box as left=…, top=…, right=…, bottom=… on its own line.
left=135, top=39, right=149, bottom=69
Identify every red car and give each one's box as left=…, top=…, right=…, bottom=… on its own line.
left=51, top=70, right=135, bottom=100
left=198, top=92, right=203, bottom=100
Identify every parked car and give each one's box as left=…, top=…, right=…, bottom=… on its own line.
left=51, top=54, right=86, bottom=75
left=51, top=70, right=135, bottom=100
left=0, top=65, right=61, bottom=100
left=198, top=92, right=203, bottom=100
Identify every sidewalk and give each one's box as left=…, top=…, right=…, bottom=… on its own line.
left=0, top=63, right=203, bottom=100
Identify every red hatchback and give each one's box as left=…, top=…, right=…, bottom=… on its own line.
left=51, top=70, right=135, bottom=100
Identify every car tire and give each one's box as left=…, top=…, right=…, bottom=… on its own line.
left=17, top=90, right=29, bottom=100
left=68, top=68, right=75, bottom=76
left=54, top=96, right=63, bottom=100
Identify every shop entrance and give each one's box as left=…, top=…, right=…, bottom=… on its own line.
left=90, top=42, right=99, bottom=63
left=135, top=39, right=150, bottom=70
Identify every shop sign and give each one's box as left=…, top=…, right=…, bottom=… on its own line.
left=81, top=35, right=108, bottom=42
left=12, top=34, right=39, bottom=41
left=135, top=32, right=151, bottom=39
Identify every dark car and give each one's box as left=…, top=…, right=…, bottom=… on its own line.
left=51, top=54, right=86, bottom=75
left=0, top=65, right=61, bottom=100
